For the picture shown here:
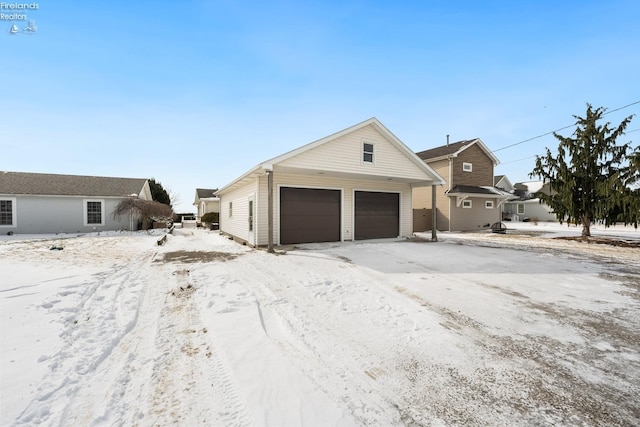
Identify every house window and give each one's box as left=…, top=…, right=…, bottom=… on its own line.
left=229, top=202, right=233, bottom=217
left=462, top=200, right=472, bottom=208
left=363, top=142, right=374, bottom=163
left=463, top=162, right=473, bottom=172
left=485, top=201, right=494, bottom=209
left=0, top=199, right=15, bottom=226
left=517, top=203, right=525, bottom=215
left=84, top=200, right=104, bottom=226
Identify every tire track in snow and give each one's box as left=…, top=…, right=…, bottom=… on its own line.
left=217, top=250, right=440, bottom=426
left=14, top=250, right=157, bottom=426
left=148, top=266, right=253, bottom=427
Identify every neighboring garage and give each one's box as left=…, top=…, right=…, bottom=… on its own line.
left=354, top=191, right=400, bottom=240
left=280, top=187, right=341, bottom=245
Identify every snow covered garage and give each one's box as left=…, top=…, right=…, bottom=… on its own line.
left=215, top=118, right=445, bottom=246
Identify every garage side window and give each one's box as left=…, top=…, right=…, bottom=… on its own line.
left=363, top=142, right=374, bottom=163
left=84, top=199, right=105, bottom=226
left=229, top=202, right=233, bottom=217
left=0, top=198, right=15, bottom=226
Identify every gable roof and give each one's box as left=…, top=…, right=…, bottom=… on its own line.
left=416, top=138, right=500, bottom=166
left=0, top=171, right=148, bottom=197
left=494, top=175, right=514, bottom=190
left=217, top=117, right=445, bottom=195
left=515, top=180, right=544, bottom=193
left=195, top=188, right=218, bottom=199
left=447, top=184, right=516, bottom=199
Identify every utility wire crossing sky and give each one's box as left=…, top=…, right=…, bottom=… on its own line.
left=2, top=1, right=639, bottom=212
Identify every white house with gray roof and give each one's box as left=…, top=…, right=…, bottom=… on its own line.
left=193, top=188, right=219, bottom=221
left=0, top=172, right=152, bottom=234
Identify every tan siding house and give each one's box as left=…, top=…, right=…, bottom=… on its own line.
left=413, top=139, right=513, bottom=231
left=216, top=118, right=445, bottom=246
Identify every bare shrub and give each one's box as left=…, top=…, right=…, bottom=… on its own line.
left=113, top=198, right=174, bottom=230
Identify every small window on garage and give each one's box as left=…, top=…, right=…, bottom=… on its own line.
left=229, top=202, right=233, bottom=217
left=462, top=200, right=472, bottom=208
left=517, top=203, right=525, bottom=215
left=485, top=201, right=494, bottom=209
left=463, top=162, right=472, bottom=172
left=363, top=142, right=374, bottom=163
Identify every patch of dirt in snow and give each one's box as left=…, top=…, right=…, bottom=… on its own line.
left=394, top=285, right=640, bottom=426
left=443, top=231, right=640, bottom=265
left=556, top=235, right=640, bottom=248
left=156, top=250, right=241, bottom=263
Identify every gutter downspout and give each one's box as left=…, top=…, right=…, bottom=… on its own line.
left=265, top=166, right=275, bottom=253
left=431, top=183, right=437, bottom=241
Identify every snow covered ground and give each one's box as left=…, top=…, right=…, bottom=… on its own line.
left=1, top=223, right=639, bottom=426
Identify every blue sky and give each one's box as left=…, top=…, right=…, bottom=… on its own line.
left=2, top=0, right=639, bottom=212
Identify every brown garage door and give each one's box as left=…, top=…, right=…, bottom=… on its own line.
left=280, top=187, right=341, bottom=244
left=355, top=191, right=399, bottom=240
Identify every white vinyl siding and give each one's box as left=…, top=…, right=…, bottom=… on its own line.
left=226, top=172, right=414, bottom=246
left=219, top=179, right=258, bottom=243
left=277, top=124, right=430, bottom=181
left=272, top=173, right=412, bottom=245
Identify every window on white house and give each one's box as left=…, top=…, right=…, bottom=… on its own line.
left=229, top=202, right=233, bottom=217
left=363, top=142, right=374, bottom=163
left=463, top=162, right=472, bottom=172
left=0, top=199, right=14, bottom=226
left=485, top=201, right=494, bottom=209
left=517, top=203, right=525, bottom=215
left=462, top=200, right=472, bottom=208
left=84, top=200, right=104, bottom=225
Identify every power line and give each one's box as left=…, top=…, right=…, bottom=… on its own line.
left=499, top=127, right=639, bottom=165
left=492, top=100, right=640, bottom=153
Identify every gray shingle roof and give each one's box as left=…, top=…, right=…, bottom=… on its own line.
left=415, top=139, right=476, bottom=161
left=196, top=188, right=218, bottom=199
left=0, top=171, right=148, bottom=197
left=447, top=184, right=515, bottom=198
left=448, top=184, right=497, bottom=195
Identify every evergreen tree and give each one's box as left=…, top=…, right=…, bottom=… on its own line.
left=530, top=104, right=638, bottom=237
left=149, top=178, right=172, bottom=207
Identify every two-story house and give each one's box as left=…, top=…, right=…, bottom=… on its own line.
left=412, top=138, right=513, bottom=231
